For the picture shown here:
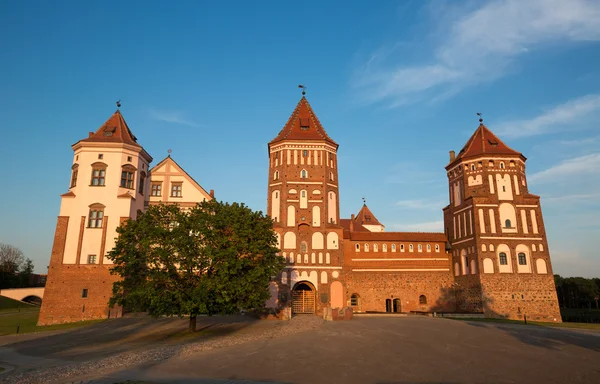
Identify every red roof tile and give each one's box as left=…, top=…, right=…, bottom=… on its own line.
left=448, top=124, right=523, bottom=168
left=354, top=204, right=383, bottom=227
left=340, top=219, right=369, bottom=233
left=79, top=110, right=140, bottom=147
left=269, top=97, right=338, bottom=147
left=349, top=232, right=448, bottom=242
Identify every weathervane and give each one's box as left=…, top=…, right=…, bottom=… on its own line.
left=477, top=112, right=483, bottom=124
left=362, top=197, right=366, bottom=204
left=298, top=84, right=307, bottom=96
left=116, top=100, right=121, bottom=109
left=168, top=149, right=172, bottom=157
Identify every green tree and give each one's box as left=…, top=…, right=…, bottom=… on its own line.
left=107, top=200, right=284, bottom=331
left=0, top=243, right=26, bottom=289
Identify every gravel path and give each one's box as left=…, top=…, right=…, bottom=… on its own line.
left=0, top=316, right=324, bottom=384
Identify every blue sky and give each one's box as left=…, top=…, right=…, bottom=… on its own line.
left=0, top=0, right=599, bottom=277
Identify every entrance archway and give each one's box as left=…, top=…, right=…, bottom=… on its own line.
left=292, top=282, right=316, bottom=314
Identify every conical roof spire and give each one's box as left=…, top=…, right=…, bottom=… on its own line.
left=78, top=109, right=140, bottom=147
left=269, top=96, right=338, bottom=147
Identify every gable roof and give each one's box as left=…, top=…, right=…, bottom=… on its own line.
left=448, top=123, right=524, bottom=168
left=78, top=110, right=140, bottom=147
left=269, top=97, right=338, bottom=148
left=149, top=155, right=213, bottom=200
left=354, top=204, right=383, bottom=227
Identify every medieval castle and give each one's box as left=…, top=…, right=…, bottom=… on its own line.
left=38, top=96, right=562, bottom=325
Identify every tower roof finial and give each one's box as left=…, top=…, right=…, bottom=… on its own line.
left=298, top=84, right=307, bottom=96
left=116, top=100, right=121, bottom=109
left=477, top=112, right=483, bottom=125
left=362, top=197, right=366, bottom=205
left=168, top=148, right=172, bottom=157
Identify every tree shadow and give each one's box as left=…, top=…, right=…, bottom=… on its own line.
left=2, top=314, right=260, bottom=362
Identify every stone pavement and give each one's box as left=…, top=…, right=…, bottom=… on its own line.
left=77, top=316, right=600, bottom=384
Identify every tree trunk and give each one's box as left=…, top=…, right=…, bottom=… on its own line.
left=189, top=315, right=197, bottom=332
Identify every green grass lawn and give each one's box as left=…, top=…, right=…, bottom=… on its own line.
left=0, top=296, right=38, bottom=314
left=0, top=308, right=105, bottom=336
left=453, top=317, right=600, bottom=330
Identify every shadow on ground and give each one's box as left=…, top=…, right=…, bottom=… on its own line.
left=1, top=314, right=259, bottom=362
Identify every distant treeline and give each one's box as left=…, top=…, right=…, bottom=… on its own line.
left=554, top=275, right=600, bottom=323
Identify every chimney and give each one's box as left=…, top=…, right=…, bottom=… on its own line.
left=350, top=214, right=355, bottom=232
left=209, top=189, right=214, bottom=198
left=449, top=150, right=456, bottom=162
left=89, top=132, right=94, bottom=137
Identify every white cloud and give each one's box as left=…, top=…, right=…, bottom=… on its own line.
left=395, top=199, right=445, bottom=210
left=355, top=0, right=600, bottom=105
left=528, top=153, right=600, bottom=183
left=390, top=220, right=444, bottom=232
left=495, top=95, right=600, bottom=138
left=149, top=109, right=200, bottom=127
left=543, top=193, right=600, bottom=204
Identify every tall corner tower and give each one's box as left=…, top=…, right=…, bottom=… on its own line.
left=443, top=121, right=561, bottom=322
left=38, top=109, right=153, bottom=325
left=267, top=96, right=344, bottom=315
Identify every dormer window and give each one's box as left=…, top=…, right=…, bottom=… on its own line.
left=300, top=118, right=309, bottom=130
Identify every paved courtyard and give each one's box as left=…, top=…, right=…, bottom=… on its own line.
left=0, top=315, right=599, bottom=383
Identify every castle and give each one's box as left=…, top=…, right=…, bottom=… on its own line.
left=38, top=96, right=562, bottom=325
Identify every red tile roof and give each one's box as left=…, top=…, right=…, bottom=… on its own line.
left=269, top=97, right=338, bottom=147
left=348, top=232, right=447, bottom=242
left=340, top=219, right=369, bottom=232
left=354, top=204, right=383, bottom=227
left=78, top=110, right=140, bottom=147
left=448, top=124, right=524, bottom=168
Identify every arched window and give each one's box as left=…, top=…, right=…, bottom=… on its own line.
left=427, top=244, right=431, bottom=252
left=70, top=164, right=79, bottom=187
left=355, top=243, right=360, bottom=251
left=518, top=252, right=527, bottom=265
left=409, top=244, right=413, bottom=252
left=273, top=171, right=279, bottom=180
left=330, top=172, right=334, bottom=181
left=471, top=164, right=475, bottom=170
left=505, top=219, right=512, bottom=228
left=364, top=243, right=369, bottom=252
left=90, top=162, right=107, bottom=186
left=121, top=165, right=136, bottom=189
left=418, top=244, right=422, bottom=252
left=419, top=295, right=427, bottom=305
left=301, top=169, right=308, bottom=179
left=391, top=244, right=396, bottom=252
left=435, top=244, right=440, bottom=252
left=300, top=241, right=307, bottom=253
left=500, top=162, right=505, bottom=169
left=374, top=244, right=378, bottom=252
left=88, top=203, right=105, bottom=228
left=499, top=252, right=508, bottom=265
left=400, top=244, right=405, bottom=252
left=382, top=244, right=387, bottom=252
left=350, top=294, right=359, bottom=306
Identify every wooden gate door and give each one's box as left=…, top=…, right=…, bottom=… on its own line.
left=292, top=289, right=315, bottom=314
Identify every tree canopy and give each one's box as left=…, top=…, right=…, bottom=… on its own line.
left=0, top=243, right=35, bottom=289
left=108, top=200, right=284, bottom=331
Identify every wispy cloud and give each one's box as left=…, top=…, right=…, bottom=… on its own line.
left=149, top=109, right=201, bottom=127
left=543, top=193, right=600, bottom=204
left=390, top=220, right=444, bottom=232
left=354, top=0, right=600, bottom=105
left=396, top=198, right=445, bottom=210
left=495, top=95, right=600, bottom=138
left=529, top=153, right=600, bottom=183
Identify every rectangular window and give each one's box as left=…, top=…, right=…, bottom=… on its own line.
left=88, top=255, right=97, bottom=264
left=138, top=174, right=145, bottom=195
left=91, top=169, right=106, bottom=186
left=171, top=183, right=182, bottom=197
left=98, top=154, right=103, bottom=159
left=71, top=169, right=78, bottom=187
left=499, top=253, right=508, bottom=265
left=88, top=209, right=104, bottom=228
left=121, top=171, right=134, bottom=189
left=303, top=150, right=308, bottom=157
left=518, top=253, right=527, bottom=265
left=151, top=183, right=162, bottom=196
left=127, top=156, right=132, bottom=162
left=81, top=288, right=88, bottom=298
